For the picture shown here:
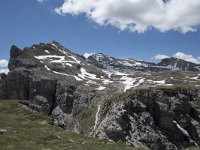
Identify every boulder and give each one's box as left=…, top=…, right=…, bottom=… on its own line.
left=29, top=95, right=51, bottom=115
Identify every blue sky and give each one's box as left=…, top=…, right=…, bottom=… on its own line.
left=0, top=0, right=200, bottom=72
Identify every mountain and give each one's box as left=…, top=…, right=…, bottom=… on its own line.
left=158, top=57, right=200, bottom=71
left=87, top=53, right=200, bottom=72
left=0, top=42, right=200, bottom=150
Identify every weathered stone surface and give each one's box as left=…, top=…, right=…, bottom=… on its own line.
left=29, top=95, right=51, bottom=115
left=93, top=88, right=200, bottom=150
left=0, top=73, right=7, bottom=99
left=28, top=78, right=57, bottom=115
left=6, top=69, right=30, bottom=100
left=8, top=45, right=23, bottom=71
left=0, top=73, right=7, bottom=80
left=51, top=106, right=73, bottom=128
left=55, top=82, right=76, bottom=114
left=10, top=45, right=23, bottom=59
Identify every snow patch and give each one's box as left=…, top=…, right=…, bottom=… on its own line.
left=153, top=80, right=165, bottom=84
left=44, top=65, right=51, bottom=71
left=114, top=71, right=129, bottom=76
left=73, top=76, right=83, bottom=81
left=103, top=79, right=113, bottom=84
left=96, top=86, right=106, bottom=90
left=90, top=105, right=101, bottom=136
left=87, top=80, right=97, bottom=84
left=78, top=68, right=100, bottom=80
left=120, top=76, right=144, bottom=92
left=65, top=63, right=73, bottom=67
left=102, top=70, right=113, bottom=78
left=190, top=76, right=199, bottom=80
left=68, top=55, right=81, bottom=64
left=45, top=50, right=50, bottom=54
left=52, top=70, right=82, bottom=81
left=53, top=71, right=69, bottom=76
left=173, top=121, right=189, bottom=137
left=34, top=55, right=78, bottom=67
left=83, top=53, right=94, bottom=59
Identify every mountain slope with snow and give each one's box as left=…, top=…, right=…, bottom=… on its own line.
left=0, top=42, right=200, bottom=150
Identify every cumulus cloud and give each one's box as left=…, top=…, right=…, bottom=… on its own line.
left=0, top=59, right=8, bottom=68
left=55, top=0, right=200, bottom=33
left=173, top=52, right=200, bottom=64
left=83, top=52, right=94, bottom=58
left=154, top=52, right=200, bottom=64
left=154, top=54, right=170, bottom=60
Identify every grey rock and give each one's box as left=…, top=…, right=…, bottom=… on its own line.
left=93, top=88, right=200, bottom=150
left=0, top=73, right=7, bottom=80
left=0, top=74, right=7, bottom=99
left=51, top=106, right=73, bottom=129
left=6, top=68, right=30, bottom=100
left=30, top=95, right=51, bottom=115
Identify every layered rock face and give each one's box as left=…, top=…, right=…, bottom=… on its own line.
left=0, top=42, right=200, bottom=150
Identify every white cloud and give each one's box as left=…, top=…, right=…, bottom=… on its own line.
left=37, top=0, right=47, bottom=3
left=0, top=69, right=9, bottom=74
left=0, top=59, right=8, bottom=68
left=154, top=54, right=169, bottom=60
left=83, top=52, right=94, bottom=58
left=55, top=0, right=200, bottom=33
left=173, top=52, right=200, bottom=64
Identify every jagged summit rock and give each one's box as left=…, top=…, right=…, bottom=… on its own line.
left=0, top=42, right=200, bottom=150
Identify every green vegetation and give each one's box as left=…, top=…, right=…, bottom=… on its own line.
left=188, top=147, right=200, bottom=150
left=108, top=89, right=136, bottom=103
left=80, top=107, right=96, bottom=135
left=0, top=100, right=141, bottom=150
left=108, top=85, right=200, bottom=104
left=194, top=97, right=200, bottom=106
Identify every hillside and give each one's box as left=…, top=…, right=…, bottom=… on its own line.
left=0, top=100, right=142, bottom=150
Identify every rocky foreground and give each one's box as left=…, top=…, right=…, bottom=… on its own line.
left=0, top=42, right=200, bottom=150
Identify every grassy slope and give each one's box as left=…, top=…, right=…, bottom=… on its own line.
left=0, top=100, right=142, bottom=150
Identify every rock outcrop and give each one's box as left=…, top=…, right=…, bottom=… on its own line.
left=92, top=88, right=200, bottom=150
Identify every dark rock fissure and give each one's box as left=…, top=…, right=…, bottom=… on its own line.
left=49, top=80, right=58, bottom=116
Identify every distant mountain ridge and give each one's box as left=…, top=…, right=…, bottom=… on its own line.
left=158, top=57, right=200, bottom=71
left=87, top=52, right=200, bottom=72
